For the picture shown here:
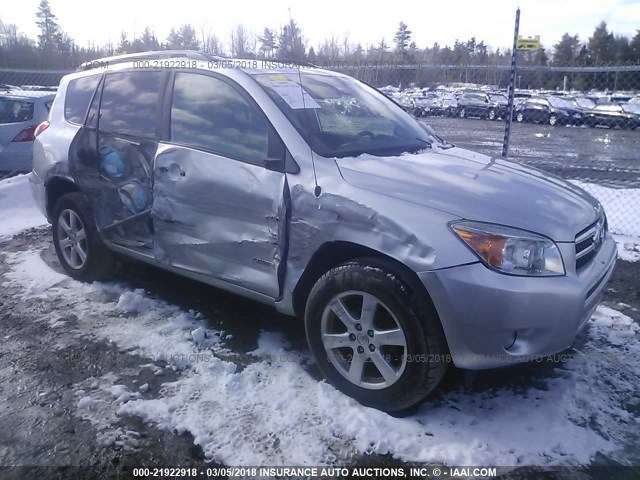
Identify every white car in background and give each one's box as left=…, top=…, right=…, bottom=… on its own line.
left=0, top=88, right=56, bottom=173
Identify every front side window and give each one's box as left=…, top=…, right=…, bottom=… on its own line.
left=170, top=73, right=269, bottom=163
left=64, top=75, right=101, bottom=124
left=252, top=71, right=437, bottom=158
left=99, top=71, right=162, bottom=138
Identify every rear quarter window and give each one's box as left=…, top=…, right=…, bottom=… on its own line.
left=0, top=99, right=34, bottom=124
left=64, top=75, right=101, bottom=124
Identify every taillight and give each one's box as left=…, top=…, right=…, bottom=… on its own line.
left=34, top=121, right=50, bottom=138
left=12, top=125, right=37, bottom=142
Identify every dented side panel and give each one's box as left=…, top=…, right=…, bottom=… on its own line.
left=152, top=143, right=287, bottom=298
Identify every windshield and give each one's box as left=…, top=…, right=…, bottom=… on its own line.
left=251, top=72, right=437, bottom=158
left=574, top=97, right=596, bottom=109
left=622, top=103, right=640, bottom=114
left=489, top=94, right=508, bottom=104
left=547, top=96, right=574, bottom=109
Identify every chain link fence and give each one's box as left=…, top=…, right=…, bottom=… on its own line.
left=1, top=64, right=639, bottom=238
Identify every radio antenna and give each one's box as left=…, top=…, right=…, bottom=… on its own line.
left=296, top=65, right=321, bottom=197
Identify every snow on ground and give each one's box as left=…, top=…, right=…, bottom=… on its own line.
left=0, top=174, right=48, bottom=241
left=3, top=248, right=639, bottom=467
left=571, top=180, right=640, bottom=237
left=611, top=234, right=640, bottom=263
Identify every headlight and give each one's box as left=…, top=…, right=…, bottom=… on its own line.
left=450, top=221, right=565, bottom=276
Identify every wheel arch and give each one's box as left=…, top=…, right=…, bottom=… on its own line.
left=46, top=175, right=79, bottom=219
left=291, top=240, right=440, bottom=323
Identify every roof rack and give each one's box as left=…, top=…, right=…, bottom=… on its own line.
left=77, top=50, right=224, bottom=71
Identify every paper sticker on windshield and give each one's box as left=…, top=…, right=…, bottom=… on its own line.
left=269, top=80, right=320, bottom=109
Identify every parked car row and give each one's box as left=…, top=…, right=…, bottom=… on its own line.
left=380, top=85, right=640, bottom=130
left=514, top=96, right=640, bottom=129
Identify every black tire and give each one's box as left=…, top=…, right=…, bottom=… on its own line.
left=304, top=259, right=449, bottom=412
left=52, top=191, right=115, bottom=282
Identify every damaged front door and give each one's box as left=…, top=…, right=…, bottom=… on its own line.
left=152, top=72, right=289, bottom=298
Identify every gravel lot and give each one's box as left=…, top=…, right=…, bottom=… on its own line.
left=427, top=117, right=640, bottom=188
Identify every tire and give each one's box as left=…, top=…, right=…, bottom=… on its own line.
left=488, top=109, right=496, bottom=121
left=52, top=192, right=115, bottom=282
left=516, top=112, right=524, bottom=123
left=549, top=114, right=558, bottom=126
left=459, top=108, right=466, bottom=119
left=304, top=259, right=449, bottom=412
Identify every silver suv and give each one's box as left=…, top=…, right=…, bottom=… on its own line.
left=30, top=51, right=617, bottom=411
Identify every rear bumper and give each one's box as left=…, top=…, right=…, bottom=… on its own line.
left=0, top=142, right=33, bottom=172
left=29, top=170, right=48, bottom=220
left=419, top=235, right=617, bottom=369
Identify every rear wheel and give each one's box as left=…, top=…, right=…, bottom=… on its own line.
left=516, top=112, right=524, bottom=123
left=488, top=109, right=496, bottom=121
left=52, top=192, right=115, bottom=281
left=305, top=259, right=449, bottom=412
left=459, top=108, right=466, bottom=118
left=549, top=114, right=558, bottom=126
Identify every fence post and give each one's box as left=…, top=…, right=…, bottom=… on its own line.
left=502, top=7, right=520, bottom=158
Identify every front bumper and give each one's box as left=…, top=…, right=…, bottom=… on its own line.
left=419, top=235, right=617, bottom=369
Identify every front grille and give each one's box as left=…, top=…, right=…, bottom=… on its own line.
left=575, top=215, right=607, bottom=270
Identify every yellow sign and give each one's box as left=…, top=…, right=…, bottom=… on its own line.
left=517, top=35, right=541, bottom=51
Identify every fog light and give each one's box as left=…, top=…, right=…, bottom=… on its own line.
left=503, top=331, right=517, bottom=350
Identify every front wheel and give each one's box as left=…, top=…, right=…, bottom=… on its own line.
left=52, top=192, right=115, bottom=282
left=305, top=260, right=449, bottom=412
left=459, top=108, right=466, bottom=119
left=516, top=112, right=524, bottom=123
left=488, top=109, right=496, bottom=121
left=549, top=114, right=558, bottom=126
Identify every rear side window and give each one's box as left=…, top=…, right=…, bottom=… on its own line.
left=99, top=71, right=163, bottom=138
left=170, top=72, right=269, bottom=163
left=64, top=75, right=101, bottom=124
left=0, top=99, right=34, bottom=124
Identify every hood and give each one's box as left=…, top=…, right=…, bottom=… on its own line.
left=335, top=147, right=601, bottom=242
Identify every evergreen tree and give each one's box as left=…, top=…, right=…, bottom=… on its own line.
left=588, top=22, right=615, bottom=64
left=552, top=33, right=582, bottom=65
left=258, top=28, right=277, bottom=58
left=35, top=0, right=62, bottom=52
left=393, top=22, right=411, bottom=57
left=630, top=30, right=640, bottom=62
left=277, top=19, right=305, bottom=62
left=166, top=25, right=200, bottom=50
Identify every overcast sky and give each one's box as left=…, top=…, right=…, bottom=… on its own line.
left=3, top=0, right=640, bottom=52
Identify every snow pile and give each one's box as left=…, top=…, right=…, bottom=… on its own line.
left=0, top=174, right=48, bottom=241
left=4, top=249, right=640, bottom=467
left=612, top=234, right=640, bottom=263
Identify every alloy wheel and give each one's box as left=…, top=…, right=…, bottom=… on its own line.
left=321, top=290, right=408, bottom=390
left=57, top=209, right=88, bottom=269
